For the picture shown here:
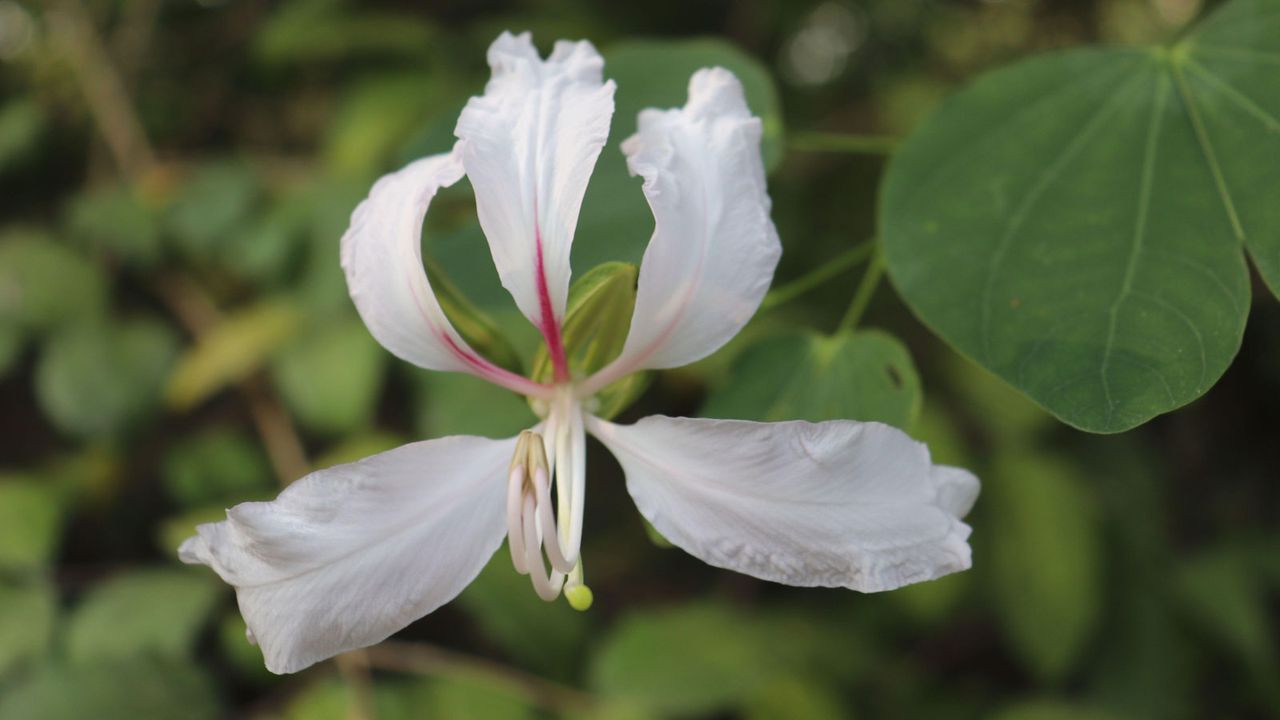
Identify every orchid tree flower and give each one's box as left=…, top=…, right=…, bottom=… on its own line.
left=180, top=31, right=980, bottom=675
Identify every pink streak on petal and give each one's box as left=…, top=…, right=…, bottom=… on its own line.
left=534, top=210, right=570, bottom=383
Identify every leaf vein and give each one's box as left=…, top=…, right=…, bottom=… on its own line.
left=1100, top=74, right=1168, bottom=427
left=980, top=71, right=1146, bottom=365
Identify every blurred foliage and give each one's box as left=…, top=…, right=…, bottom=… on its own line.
left=0, top=0, right=1276, bottom=718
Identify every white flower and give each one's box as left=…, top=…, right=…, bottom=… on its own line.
left=179, top=31, right=980, bottom=675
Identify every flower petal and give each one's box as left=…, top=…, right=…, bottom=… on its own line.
left=588, top=69, right=780, bottom=388
left=456, top=31, right=615, bottom=331
left=587, top=415, right=977, bottom=592
left=341, top=151, right=468, bottom=371
left=179, top=435, right=516, bottom=674
left=341, top=151, right=546, bottom=396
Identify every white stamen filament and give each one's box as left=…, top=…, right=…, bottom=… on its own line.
left=506, top=465, right=528, bottom=574
left=522, top=493, right=564, bottom=601
left=534, top=466, right=573, bottom=574
left=567, top=400, right=586, bottom=563
left=506, top=393, right=591, bottom=604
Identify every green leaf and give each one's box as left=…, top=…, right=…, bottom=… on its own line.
left=271, top=319, right=386, bottom=435
left=990, top=700, right=1122, bottom=720
left=282, top=676, right=526, bottom=720
left=324, top=73, right=452, bottom=179
left=985, top=453, right=1102, bottom=682
left=0, top=320, right=22, bottom=377
left=423, top=676, right=535, bottom=720
left=313, top=431, right=406, bottom=468
left=882, top=0, right=1280, bottom=432
left=36, top=318, right=178, bottom=438
left=743, top=675, right=849, bottom=720
left=253, top=0, right=435, bottom=67
left=64, top=569, right=222, bottom=663
left=0, top=231, right=107, bottom=332
left=590, top=604, right=776, bottom=716
left=0, top=580, right=56, bottom=680
left=66, top=184, right=162, bottom=267
left=576, top=39, right=783, bottom=269
left=457, top=554, right=588, bottom=680
left=1175, top=547, right=1280, bottom=703
left=166, top=298, right=303, bottom=410
left=220, top=192, right=311, bottom=285
left=161, top=428, right=272, bottom=509
left=0, top=658, right=219, bottom=720
left=426, top=254, right=524, bottom=374
left=702, top=329, right=922, bottom=429
left=0, top=478, right=63, bottom=573
left=532, top=262, right=647, bottom=419
left=412, top=370, right=536, bottom=439
left=166, top=161, right=259, bottom=259
left=0, top=99, right=45, bottom=174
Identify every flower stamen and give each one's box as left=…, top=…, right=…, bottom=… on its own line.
left=507, top=429, right=573, bottom=600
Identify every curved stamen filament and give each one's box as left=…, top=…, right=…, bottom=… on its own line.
left=506, top=465, right=529, bottom=574
left=534, top=466, right=573, bottom=574
left=567, top=399, right=586, bottom=563
left=507, top=429, right=573, bottom=601
left=522, top=493, right=565, bottom=601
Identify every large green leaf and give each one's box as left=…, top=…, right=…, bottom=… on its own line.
left=590, top=604, right=779, bottom=716
left=271, top=318, right=387, bottom=435
left=35, top=318, right=178, bottom=438
left=64, top=569, right=222, bottom=663
left=161, top=428, right=273, bottom=509
left=0, top=580, right=56, bottom=680
left=165, top=299, right=303, bottom=410
left=574, top=39, right=782, bottom=270
left=456, top=554, right=588, bottom=681
left=66, top=184, right=162, bottom=268
left=0, top=478, right=63, bottom=573
left=0, top=658, right=219, bottom=720
left=701, top=329, right=922, bottom=429
left=0, top=231, right=107, bottom=333
left=985, top=453, right=1102, bottom=682
left=881, top=0, right=1280, bottom=432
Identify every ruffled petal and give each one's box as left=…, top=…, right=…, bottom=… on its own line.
left=584, top=68, right=779, bottom=391
left=179, top=435, right=516, bottom=673
left=588, top=415, right=978, bottom=592
left=456, top=31, right=615, bottom=332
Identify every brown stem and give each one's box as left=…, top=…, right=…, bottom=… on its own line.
left=151, top=274, right=309, bottom=485
left=44, top=0, right=157, bottom=180
left=364, top=640, right=594, bottom=715
left=335, top=650, right=377, bottom=720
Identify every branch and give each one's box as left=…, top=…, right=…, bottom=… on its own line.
left=364, top=640, right=594, bottom=715
left=44, top=0, right=156, bottom=179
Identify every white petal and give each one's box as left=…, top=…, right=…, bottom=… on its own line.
left=179, top=435, right=516, bottom=674
left=588, top=415, right=977, bottom=592
left=586, top=69, right=779, bottom=389
left=341, top=151, right=467, bottom=372
left=455, top=31, right=616, bottom=330
left=341, top=150, right=547, bottom=396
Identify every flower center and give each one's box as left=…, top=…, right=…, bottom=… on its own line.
left=505, top=387, right=592, bottom=609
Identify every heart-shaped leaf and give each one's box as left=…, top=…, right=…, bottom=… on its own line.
left=881, top=0, right=1278, bottom=432
left=701, top=330, right=921, bottom=430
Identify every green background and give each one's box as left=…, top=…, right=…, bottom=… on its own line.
left=0, top=0, right=1277, bottom=718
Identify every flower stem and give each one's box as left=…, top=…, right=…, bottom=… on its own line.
left=761, top=240, right=874, bottom=310
left=365, top=640, right=593, bottom=715
left=837, top=247, right=885, bottom=334
left=789, top=131, right=898, bottom=155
